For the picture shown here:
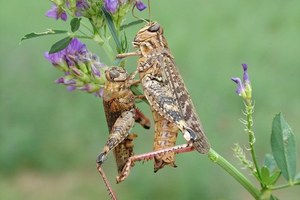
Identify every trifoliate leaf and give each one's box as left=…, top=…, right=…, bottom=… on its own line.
left=271, top=113, right=297, bottom=181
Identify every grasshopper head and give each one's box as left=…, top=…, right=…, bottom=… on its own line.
left=105, top=67, right=128, bottom=82
left=133, top=22, right=164, bottom=47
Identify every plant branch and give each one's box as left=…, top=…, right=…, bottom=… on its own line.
left=208, top=148, right=261, bottom=199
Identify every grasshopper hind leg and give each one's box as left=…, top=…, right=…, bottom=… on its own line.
left=96, top=110, right=135, bottom=166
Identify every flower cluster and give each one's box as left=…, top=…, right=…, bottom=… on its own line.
left=43, top=0, right=147, bottom=98
left=231, top=64, right=252, bottom=101
left=46, top=0, right=146, bottom=21
left=104, top=0, right=146, bottom=13
left=45, top=38, right=106, bottom=97
left=46, top=0, right=92, bottom=20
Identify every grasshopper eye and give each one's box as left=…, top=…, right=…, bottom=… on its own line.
left=109, top=70, right=120, bottom=79
left=148, top=23, right=160, bottom=32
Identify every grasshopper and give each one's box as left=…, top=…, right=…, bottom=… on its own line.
left=98, top=66, right=183, bottom=186
left=117, top=22, right=210, bottom=153
left=115, top=22, right=210, bottom=181
left=96, top=67, right=150, bottom=199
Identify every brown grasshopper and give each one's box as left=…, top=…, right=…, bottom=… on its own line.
left=116, top=22, right=210, bottom=181
left=97, top=67, right=150, bottom=171
left=96, top=67, right=150, bottom=199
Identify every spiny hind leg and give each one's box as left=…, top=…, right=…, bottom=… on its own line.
left=96, top=164, right=118, bottom=200
left=96, top=110, right=135, bottom=165
left=116, top=144, right=194, bottom=183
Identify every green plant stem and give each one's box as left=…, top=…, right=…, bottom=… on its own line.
left=93, top=33, right=114, bottom=62
left=270, top=180, right=300, bottom=190
left=245, top=100, right=263, bottom=186
left=270, top=183, right=292, bottom=190
left=102, top=39, right=115, bottom=62
left=249, top=137, right=262, bottom=183
left=208, top=148, right=261, bottom=199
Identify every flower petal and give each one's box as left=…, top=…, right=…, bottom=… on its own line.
left=75, top=0, right=89, bottom=16
left=67, top=85, right=77, bottom=91
left=104, top=0, right=119, bottom=13
left=242, top=63, right=250, bottom=85
left=136, top=0, right=147, bottom=11
left=231, top=77, right=245, bottom=96
left=44, top=51, right=65, bottom=65
left=45, top=4, right=67, bottom=21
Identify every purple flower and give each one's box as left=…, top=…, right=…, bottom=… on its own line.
left=242, top=63, right=250, bottom=86
left=231, top=64, right=252, bottom=100
left=103, top=0, right=146, bottom=13
left=45, top=38, right=87, bottom=67
left=64, top=38, right=88, bottom=65
left=55, top=76, right=76, bottom=85
left=45, top=4, right=67, bottom=21
left=45, top=38, right=106, bottom=97
left=104, top=0, right=119, bottom=13
left=231, top=77, right=245, bottom=97
left=136, top=0, right=146, bottom=11
left=91, top=64, right=101, bottom=77
left=55, top=77, right=66, bottom=84
left=98, top=87, right=104, bottom=97
left=75, top=0, right=90, bottom=16
left=44, top=51, right=65, bottom=66
left=67, top=85, right=77, bottom=91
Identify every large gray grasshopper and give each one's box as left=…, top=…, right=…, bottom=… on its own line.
left=116, top=22, right=210, bottom=181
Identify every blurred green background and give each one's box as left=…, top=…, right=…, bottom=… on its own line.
left=1, top=0, right=300, bottom=199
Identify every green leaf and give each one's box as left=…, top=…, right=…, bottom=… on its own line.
left=49, top=37, right=72, bottom=54
left=260, top=165, right=281, bottom=186
left=101, top=6, right=122, bottom=53
left=262, top=154, right=281, bottom=185
left=21, top=29, right=68, bottom=41
left=120, top=32, right=128, bottom=53
left=271, top=113, right=297, bottom=181
left=70, top=18, right=81, bottom=32
left=264, top=154, right=277, bottom=172
left=268, top=171, right=281, bottom=185
left=261, top=166, right=271, bottom=185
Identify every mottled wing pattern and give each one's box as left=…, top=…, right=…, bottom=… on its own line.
left=162, top=55, right=210, bottom=153
left=141, top=73, right=196, bottom=142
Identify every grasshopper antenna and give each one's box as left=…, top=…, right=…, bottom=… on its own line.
left=148, top=0, right=151, bottom=23
left=148, top=0, right=151, bottom=24
left=132, top=2, right=149, bottom=24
